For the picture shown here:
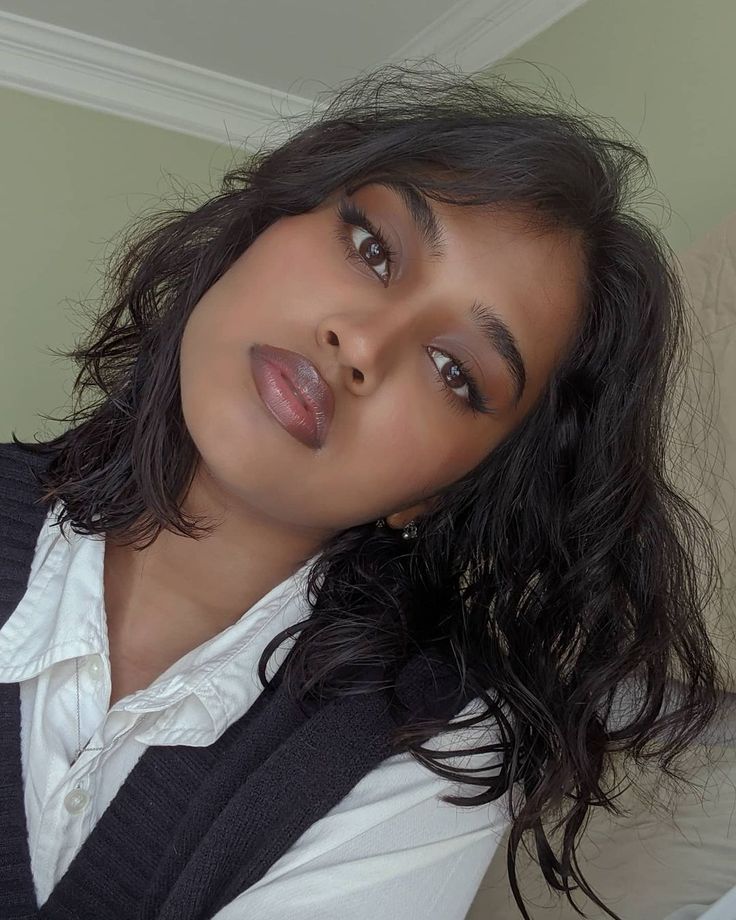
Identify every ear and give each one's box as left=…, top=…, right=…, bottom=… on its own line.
left=384, top=495, right=441, bottom=530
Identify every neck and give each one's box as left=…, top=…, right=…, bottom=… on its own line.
left=102, top=461, right=329, bottom=702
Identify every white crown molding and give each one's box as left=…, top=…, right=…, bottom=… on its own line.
left=0, top=9, right=317, bottom=147
left=0, top=2, right=590, bottom=145
left=389, top=0, right=589, bottom=72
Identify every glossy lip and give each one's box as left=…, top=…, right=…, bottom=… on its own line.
left=249, top=343, right=334, bottom=449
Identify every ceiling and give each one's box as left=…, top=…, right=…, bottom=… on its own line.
left=0, top=0, right=588, bottom=145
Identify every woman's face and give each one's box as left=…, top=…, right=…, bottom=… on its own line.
left=179, top=182, right=584, bottom=538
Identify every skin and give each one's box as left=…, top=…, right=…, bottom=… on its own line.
left=103, top=182, right=585, bottom=705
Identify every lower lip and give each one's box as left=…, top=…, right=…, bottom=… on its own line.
left=250, top=350, right=322, bottom=449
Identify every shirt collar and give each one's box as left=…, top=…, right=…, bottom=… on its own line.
left=132, top=564, right=318, bottom=746
left=0, top=502, right=107, bottom=682
left=0, top=500, right=323, bottom=748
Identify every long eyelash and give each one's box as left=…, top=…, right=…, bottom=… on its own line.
left=432, top=350, right=496, bottom=417
left=335, top=199, right=397, bottom=282
left=334, top=199, right=494, bottom=418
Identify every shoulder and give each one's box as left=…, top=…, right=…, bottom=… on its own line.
left=0, top=439, right=56, bottom=479
left=223, top=697, right=509, bottom=919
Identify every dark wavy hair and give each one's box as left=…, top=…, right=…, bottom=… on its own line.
left=15, top=64, right=725, bottom=919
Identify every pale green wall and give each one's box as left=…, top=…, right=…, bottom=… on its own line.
left=494, top=0, right=736, bottom=254
left=0, top=86, right=236, bottom=440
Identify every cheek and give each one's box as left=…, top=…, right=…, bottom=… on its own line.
left=351, top=388, right=486, bottom=499
left=182, top=233, right=322, bottom=357
left=247, top=214, right=338, bottom=289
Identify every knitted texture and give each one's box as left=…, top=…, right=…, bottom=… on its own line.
left=0, top=444, right=52, bottom=920
left=0, top=441, right=473, bottom=920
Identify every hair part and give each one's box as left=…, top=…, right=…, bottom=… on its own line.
left=16, top=63, right=725, bottom=919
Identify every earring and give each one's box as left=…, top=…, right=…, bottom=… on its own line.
left=374, top=517, right=418, bottom=540
left=401, top=519, right=418, bottom=540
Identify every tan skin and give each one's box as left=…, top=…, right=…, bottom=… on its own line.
left=103, top=183, right=585, bottom=706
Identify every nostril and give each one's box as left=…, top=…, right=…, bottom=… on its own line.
left=326, top=331, right=339, bottom=345
left=352, top=369, right=364, bottom=382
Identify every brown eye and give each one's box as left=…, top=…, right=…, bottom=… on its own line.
left=349, top=225, right=391, bottom=283
left=426, top=346, right=494, bottom=417
left=336, top=199, right=396, bottom=285
left=358, top=237, right=386, bottom=266
left=427, top=347, right=474, bottom=406
left=442, top=360, right=467, bottom=389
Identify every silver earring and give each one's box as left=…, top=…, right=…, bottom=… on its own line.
left=401, top=519, right=418, bottom=540
left=374, top=517, right=418, bottom=540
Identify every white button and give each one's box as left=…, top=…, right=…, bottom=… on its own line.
left=63, top=788, right=90, bottom=815
left=86, top=656, right=103, bottom=681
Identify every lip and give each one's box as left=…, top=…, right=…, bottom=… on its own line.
left=249, top=343, right=334, bottom=449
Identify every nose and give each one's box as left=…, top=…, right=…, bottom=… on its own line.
left=316, top=305, right=414, bottom=395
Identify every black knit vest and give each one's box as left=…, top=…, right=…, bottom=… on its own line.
left=0, top=441, right=475, bottom=920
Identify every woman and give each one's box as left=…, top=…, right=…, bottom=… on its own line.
left=0, top=64, right=723, bottom=919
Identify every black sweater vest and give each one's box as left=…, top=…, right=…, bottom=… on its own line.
left=0, top=442, right=475, bottom=919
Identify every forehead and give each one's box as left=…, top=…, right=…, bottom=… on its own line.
left=351, top=183, right=587, bottom=412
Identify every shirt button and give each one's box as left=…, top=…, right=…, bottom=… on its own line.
left=64, top=788, right=90, bottom=815
left=86, top=656, right=103, bottom=681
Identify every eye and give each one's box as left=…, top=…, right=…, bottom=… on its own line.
left=427, top=347, right=495, bottom=417
left=349, top=225, right=391, bottom=283
left=335, top=199, right=396, bottom=286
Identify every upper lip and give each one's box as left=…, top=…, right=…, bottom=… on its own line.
left=251, top=343, right=335, bottom=443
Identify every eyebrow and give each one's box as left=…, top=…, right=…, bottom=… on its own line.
left=385, top=181, right=528, bottom=406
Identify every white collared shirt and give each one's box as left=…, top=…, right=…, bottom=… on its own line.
left=0, top=503, right=508, bottom=919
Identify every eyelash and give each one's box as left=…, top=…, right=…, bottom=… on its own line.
left=334, top=199, right=495, bottom=417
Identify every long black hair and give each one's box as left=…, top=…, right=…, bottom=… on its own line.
left=15, top=63, right=725, bottom=919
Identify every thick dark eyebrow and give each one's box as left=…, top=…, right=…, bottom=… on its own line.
left=390, top=183, right=447, bottom=260
left=383, top=181, right=527, bottom=406
left=469, top=300, right=527, bottom=406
